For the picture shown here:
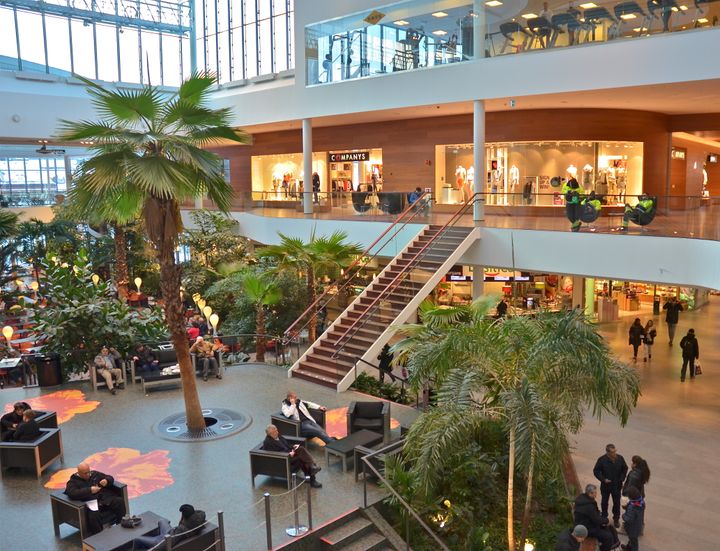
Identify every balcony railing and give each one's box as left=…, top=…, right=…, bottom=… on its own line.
left=305, top=0, right=719, bottom=85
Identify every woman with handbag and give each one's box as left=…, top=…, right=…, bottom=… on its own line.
left=628, top=318, right=645, bottom=362
left=643, top=320, right=657, bottom=362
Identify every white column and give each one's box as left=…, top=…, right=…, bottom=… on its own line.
left=572, top=276, right=585, bottom=310
left=194, top=195, right=203, bottom=209
left=473, top=99, right=485, bottom=221
left=472, top=266, right=484, bottom=298
left=302, top=118, right=313, bottom=215
left=473, top=0, right=485, bottom=60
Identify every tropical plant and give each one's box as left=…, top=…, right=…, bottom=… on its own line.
left=30, top=253, right=167, bottom=378
left=14, top=218, right=80, bottom=280
left=258, top=230, right=362, bottom=342
left=57, top=74, right=250, bottom=430
left=237, top=269, right=281, bottom=362
left=393, top=297, right=640, bottom=551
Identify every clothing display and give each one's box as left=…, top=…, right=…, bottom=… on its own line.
left=509, top=165, right=520, bottom=192
left=566, top=164, right=578, bottom=179
left=582, top=164, right=594, bottom=192
left=455, top=165, right=467, bottom=189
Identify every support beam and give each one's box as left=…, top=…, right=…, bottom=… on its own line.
left=302, top=118, right=313, bottom=215
left=473, top=99, right=485, bottom=221
left=472, top=265, right=484, bottom=298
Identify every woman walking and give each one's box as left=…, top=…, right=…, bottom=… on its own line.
left=628, top=318, right=645, bottom=362
left=642, top=321, right=657, bottom=362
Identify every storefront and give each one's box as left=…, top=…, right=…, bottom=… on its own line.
left=434, top=140, right=644, bottom=205
left=593, top=279, right=709, bottom=319
left=250, top=149, right=383, bottom=200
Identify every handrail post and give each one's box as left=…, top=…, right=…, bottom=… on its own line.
left=217, top=510, right=226, bottom=551
left=305, top=475, right=313, bottom=530
left=405, top=514, right=410, bottom=551
left=264, top=492, right=272, bottom=550
left=363, top=460, right=368, bottom=508
left=285, top=473, right=308, bottom=537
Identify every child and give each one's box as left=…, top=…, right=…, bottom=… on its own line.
left=621, top=486, right=645, bottom=551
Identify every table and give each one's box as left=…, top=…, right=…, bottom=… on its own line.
left=82, top=510, right=168, bottom=551
left=141, top=372, right=181, bottom=394
left=324, top=429, right=383, bottom=473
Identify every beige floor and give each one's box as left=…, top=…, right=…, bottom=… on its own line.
left=572, top=296, right=720, bottom=550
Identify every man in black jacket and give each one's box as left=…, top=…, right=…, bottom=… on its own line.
left=0, top=401, right=30, bottom=440
left=593, top=443, right=628, bottom=527
left=556, top=524, right=588, bottom=551
left=574, top=484, right=618, bottom=551
left=65, top=462, right=127, bottom=534
left=663, top=296, right=683, bottom=345
left=8, top=408, right=40, bottom=442
left=132, top=503, right=206, bottom=549
left=679, top=328, right=699, bottom=382
left=262, top=424, right=322, bottom=488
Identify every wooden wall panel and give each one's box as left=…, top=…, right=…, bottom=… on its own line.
left=209, top=109, right=672, bottom=198
left=671, top=136, right=720, bottom=197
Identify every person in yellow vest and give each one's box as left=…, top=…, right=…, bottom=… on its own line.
left=621, top=195, right=655, bottom=230
left=562, top=178, right=582, bottom=232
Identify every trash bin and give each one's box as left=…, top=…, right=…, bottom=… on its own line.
left=653, top=297, right=661, bottom=316
left=36, top=354, right=62, bottom=387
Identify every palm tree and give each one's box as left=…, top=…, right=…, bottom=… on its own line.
left=241, top=271, right=282, bottom=362
left=258, top=230, right=362, bottom=342
left=394, top=298, right=640, bottom=551
left=58, top=75, right=250, bottom=431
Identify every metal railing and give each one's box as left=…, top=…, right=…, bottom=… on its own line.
left=353, top=357, right=419, bottom=408
left=331, top=193, right=478, bottom=357
left=282, top=192, right=431, bottom=344
left=360, top=440, right=449, bottom=551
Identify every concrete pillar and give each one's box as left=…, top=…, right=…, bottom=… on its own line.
left=572, top=276, right=585, bottom=310
left=472, top=265, right=484, bottom=298
left=194, top=195, right=203, bottom=209
left=584, top=278, right=596, bottom=317
left=473, top=100, right=485, bottom=221
left=302, top=118, right=313, bottom=215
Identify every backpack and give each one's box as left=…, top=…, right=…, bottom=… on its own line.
left=683, top=337, right=695, bottom=357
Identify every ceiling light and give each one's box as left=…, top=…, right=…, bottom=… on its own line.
left=486, top=0, right=503, bottom=6
left=432, top=30, right=448, bottom=36
left=679, top=4, right=688, bottom=9
left=579, top=2, right=597, bottom=8
left=671, top=6, right=678, bottom=11
left=620, top=13, right=637, bottom=19
left=432, top=11, right=449, bottom=18
left=394, top=20, right=409, bottom=25
left=697, top=17, right=708, bottom=23
left=521, top=13, right=538, bottom=18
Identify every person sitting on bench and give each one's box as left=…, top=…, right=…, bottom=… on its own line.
left=65, top=462, right=127, bottom=535
left=132, top=503, right=206, bottom=549
left=190, top=336, right=221, bottom=381
left=262, top=424, right=322, bottom=488
left=6, top=408, right=40, bottom=442
left=1, top=401, right=30, bottom=441
left=94, top=346, right=125, bottom=395
left=281, top=391, right=333, bottom=444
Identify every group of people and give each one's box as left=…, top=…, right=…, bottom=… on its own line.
left=558, top=444, right=650, bottom=551
left=627, top=297, right=700, bottom=381
left=0, top=401, right=40, bottom=442
left=260, top=391, right=336, bottom=489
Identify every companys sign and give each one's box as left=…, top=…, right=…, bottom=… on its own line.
left=329, top=151, right=370, bottom=162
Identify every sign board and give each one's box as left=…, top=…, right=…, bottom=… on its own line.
left=329, top=151, right=370, bottom=162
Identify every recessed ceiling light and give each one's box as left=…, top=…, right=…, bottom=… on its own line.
left=432, top=11, right=449, bottom=18
left=620, top=13, right=637, bottom=19
left=697, top=17, right=709, bottom=23
left=679, top=4, right=688, bottom=9
left=486, top=0, right=503, bottom=6
left=671, top=6, right=678, bottom=11
left=394, top=20, right=409, bottom=25
left=432, top=29, right=448, bottom=36
left=521, top=13, right=538, bottom=18
left=579, top=2, right=597, bottom=8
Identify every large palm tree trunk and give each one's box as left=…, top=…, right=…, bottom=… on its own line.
left=256, top=305, right=266, bottom=363
left=112, top=222, right=129, bottom=301
left=307, top=266, right=317, bottom=343
left=508, top=427, right=516, bottom=551
left=519, top=442, right=536, bottom=547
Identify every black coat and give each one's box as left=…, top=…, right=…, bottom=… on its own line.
left=622, top=500, right=645, bottom=538
left=555, top=529, right=581, bottom=551
left=574, top=493, right=605, bottom=530
left=622, top=467, right=646, bottom=497
left=628, top=324, right=644, bottom=346
left=593, top=453, right=628, bottom=488
left=10, top=419, right=40, bottom=442
left=172, top=510, right=206, bottom=542
left=262, top=435, right=292, bottom=453
left=0, top=410, right=24, bottom=438
left=65, top=470, right=116, bottom=504
left=663, top=301, right=683, bottom=324
left=679, top=335, right=699, bottom=359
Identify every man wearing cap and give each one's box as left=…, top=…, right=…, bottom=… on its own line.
left=556, top=525, right=588, bottom=551
left=132, top=503, right=207, bottom=549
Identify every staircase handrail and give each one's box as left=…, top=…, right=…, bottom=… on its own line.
left=331, top=193, right=478, bottom=355
left=360, top=442, right=450, bottom=551
left=282, top=192, right=431, bottom=343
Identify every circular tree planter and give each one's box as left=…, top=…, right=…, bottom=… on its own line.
left=154, top=408, right=252, bottom=442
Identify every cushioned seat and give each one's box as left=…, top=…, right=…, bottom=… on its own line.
left=347, top=401, right=391, bottom=444
left=50, top=481, right=128, bottom=540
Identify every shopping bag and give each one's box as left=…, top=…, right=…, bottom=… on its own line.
left=695, top=362, right=702, bottom=375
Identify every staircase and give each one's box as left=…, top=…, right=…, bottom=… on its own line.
left=291, top=224, right=479, bottom=390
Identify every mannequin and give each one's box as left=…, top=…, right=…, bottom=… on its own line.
left=509, top=164, right=520, bottom=192
left=616, top=167, right=627, bottom=203
left=566, top=164, right=578, bottom=179
left=582, top=164, right=594, bottom=192
left=455, top=165, right=468, bottom=200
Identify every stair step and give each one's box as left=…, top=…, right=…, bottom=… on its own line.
left=292, top=369, right=340, bottom=388
left=336, top=532, right=388, bottom=551
left=300, top=359, right=349, bottom=378
left=307, top=354, right=355, bottom=369
left=321, top=517, right=374, bottom=547
left=314, top=346, right=357, bottom=362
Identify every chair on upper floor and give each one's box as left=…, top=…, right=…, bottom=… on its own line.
left=347, top=401, right=391, bottom=444
left=352, top=192, right=372, bottom=214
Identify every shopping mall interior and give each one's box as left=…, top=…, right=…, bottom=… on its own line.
left=1, top=0, right=720, bottom=550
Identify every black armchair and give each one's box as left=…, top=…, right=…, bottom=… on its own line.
left=0, top=427, right=63, bottom=478
left=347, top=401, right=391, bottom=444
left=270, top=409, right=326, bottom=441
left=50, top=480, right=129, bottom=540
left=156, top=522, right=221, bottom=550
left=250, top=436, right=306, bottom=489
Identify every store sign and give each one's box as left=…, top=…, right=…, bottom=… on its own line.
left=329, top=151, right=370, bottom=162
left=448, top=275, right=473, bottom=282
left=671, top=148, right=686, bottom=160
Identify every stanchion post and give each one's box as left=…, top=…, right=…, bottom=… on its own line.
left=217, top=510, right=226, bottom=551
left=264, top=492, right=272, bottom=550
left=363, top=460, right=368, bottom=508
left=285, top=473, right=308, bottom=537
left=305, top=476, right=313, bottom=530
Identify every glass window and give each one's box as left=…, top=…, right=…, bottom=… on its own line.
left=0, top=9, right=19, bottom=70
left=16, top=11, right=46, bottom=70
left=44, top=15, right=73, bottom=75
left=96, top=24, right=120, bottom=83
left=118, top=28, right=141, bottom=83
left=70, top=19, right=97, bottom=79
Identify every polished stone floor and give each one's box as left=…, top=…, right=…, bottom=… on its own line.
left=0, top=363, right=418, bottom=551
left=573, top=296, right=720, bottom=550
